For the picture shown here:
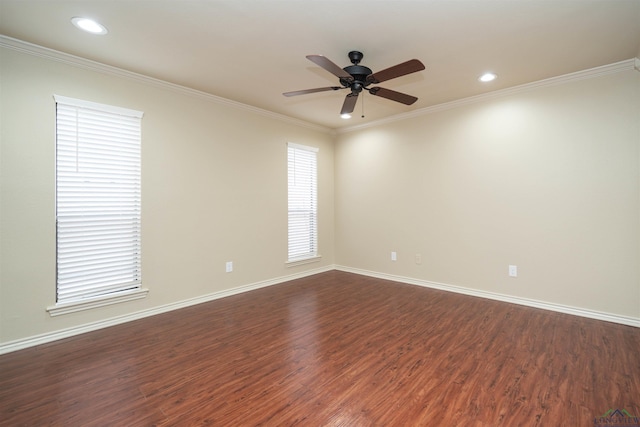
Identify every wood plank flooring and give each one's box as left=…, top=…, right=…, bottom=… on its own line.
left=1, top=270, right=639, bottom=426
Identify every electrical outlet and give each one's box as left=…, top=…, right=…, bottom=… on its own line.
left=226, top=261, right=233, bottom=273
left=391, top=251, right=397, bottom=261
left=509, top=265, right=517, bottom=277
left=415, top=253, right=422, bottom=265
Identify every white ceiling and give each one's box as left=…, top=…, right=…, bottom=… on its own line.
left=1, top=0, right=639, bottom=130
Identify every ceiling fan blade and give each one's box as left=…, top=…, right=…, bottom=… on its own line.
left=306, top=55, right=353, bottom=80
left=340, top=93, right=359, bottom=115
left=283, top=87, right=342, bottom=97
left=366, top=59, right=425, bottom=84
left=369, top=87, right=418, bottom=105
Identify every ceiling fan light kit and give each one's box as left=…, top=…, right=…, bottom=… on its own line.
left=284, top=51, right=425, bottom=117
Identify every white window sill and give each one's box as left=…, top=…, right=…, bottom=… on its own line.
left=285, top=255, right=322, bottom=268
left=47, top=288, right=149, bottom=317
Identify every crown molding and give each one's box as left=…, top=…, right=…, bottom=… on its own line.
left=0, top=35, right=332, bottom=135
left=338, top=57, right=639, bottom=134
left=1, top=35, right=636, bottom=137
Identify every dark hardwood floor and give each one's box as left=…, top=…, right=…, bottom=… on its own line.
left=1, top=270, right=639, bottom=426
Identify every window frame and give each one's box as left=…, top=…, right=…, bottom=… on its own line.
left=48, top=95, right=148, bottom=316
left=286, top=142, right=321, bottom=266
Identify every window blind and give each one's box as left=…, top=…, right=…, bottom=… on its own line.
left=55, top=95, right=143, bottom=304
left=287, top=143, right=318, bottom=261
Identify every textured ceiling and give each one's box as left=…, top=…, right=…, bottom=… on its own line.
left=1, top=0, right=639, bottom=130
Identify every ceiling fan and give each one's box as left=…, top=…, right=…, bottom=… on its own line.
left=283, top=51, right=425, bottom=116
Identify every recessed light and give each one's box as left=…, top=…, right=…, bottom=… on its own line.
left=340, top=113, right=352, bottom=119
left=71, top=17, right=108, bottom=35
left=479, top=72, right=497, bottom=83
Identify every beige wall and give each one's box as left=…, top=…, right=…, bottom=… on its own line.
left=0, top=46, right=335, bottom=344
left=335, top=68, right=640, bottom=319
left=1, top=42, right=639, bottom=349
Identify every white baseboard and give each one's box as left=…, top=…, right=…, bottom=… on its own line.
left=3, top=264, right=637, bottom=355
left=335, top=265, right=640, bottom=328
left=0, top=265, right=334, bottom=355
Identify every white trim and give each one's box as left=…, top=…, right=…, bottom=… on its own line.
left=47, top=288, right=149, bottom=317
left=0, top=35, right=330, bottom=134
left=285, top=255, right=322, bottom=267
left=54, top=94, right=143, bottom=118
left=287, top=142, right=319, bottom=153
left=335, top=265, right=640, bottom=328
left=3, top=264, right=638, bottom=354
left=338, top=58, right=639, bottom=134
left=0, top=265, right=334, bottom=355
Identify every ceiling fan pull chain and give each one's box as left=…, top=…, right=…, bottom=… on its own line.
left=361, top=92, right=365, bottom=118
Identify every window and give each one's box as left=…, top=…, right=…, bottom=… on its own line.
left=287, top=143, right=319, bottom=262
left=52, top=95, right=146, bottom=313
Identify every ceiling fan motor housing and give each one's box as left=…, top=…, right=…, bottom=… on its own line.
left=341, top=65, right=372, bottom=92
left=341, top=51, right=372, bottom=93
